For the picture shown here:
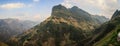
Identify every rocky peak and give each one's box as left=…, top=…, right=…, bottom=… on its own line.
left=51, top=4, right=71, bottom=18
left=111, top=10, right=120, bottom=19
left=70, top=6, right=89, bottom=14
left=52, top=4, right=66, bottom=10
left=71, top=6, right=79, bottom=9
left=52, top=4, right=67, bottom=13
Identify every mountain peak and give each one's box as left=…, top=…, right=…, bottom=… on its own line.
left=51, top=4, right=69, bottom=17
left=52, top=4, right=67, bottom=11
left=111, top=9, right=120, bottom=19
left=70, top=6, right=88, bottom=14
left=71, top=6, right=79, bottom=9
left=56, top=4, right=63, bottom=7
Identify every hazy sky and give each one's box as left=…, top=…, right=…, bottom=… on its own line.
left=0, top=0, right=120, bottom=22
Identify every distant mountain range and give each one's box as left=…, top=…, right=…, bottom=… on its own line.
left=0, top=18, right=37, bottom=42
left=7, top=4, right=109, bottom=46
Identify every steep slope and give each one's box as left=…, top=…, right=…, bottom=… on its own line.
left=10, top=4, right=109, bottom=46
left=70, top=6, right=93, bottom=22
left=111, top=10, right=120, bottom=19
left=94, top=10, right=120, bottom=46
left=85, top=10, right=120, bottom=46
left=0, top=18, right=37, bottom=42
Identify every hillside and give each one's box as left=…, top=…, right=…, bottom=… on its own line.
left=93, top=10, right=120, bottom=46
left=84, top=10, right=120, bottom=46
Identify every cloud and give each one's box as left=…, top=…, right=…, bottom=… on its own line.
left=33, top=14, right=41, bottom=20
left=33, top=0, right=40, bottom=2
left=0, top=3, right=26, bottom=9
left=11, top=13, right=48, bottom=22
left=62, top=0, right=120, bottom=18
left=61, top=0, right=72, bottom=8
left=0, top=12, right=47, bottom=22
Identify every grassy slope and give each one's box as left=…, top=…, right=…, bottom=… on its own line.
left=94, top=25, right=120, bottom=46
left=94, top=30, right=115, bottom=46
left=0, top=42, right=8, bottom=46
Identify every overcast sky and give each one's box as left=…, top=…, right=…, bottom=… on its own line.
left=0, top=0, right=120, bottom=22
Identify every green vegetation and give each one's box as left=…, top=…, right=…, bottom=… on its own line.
left=0, top=42, right=8, bottom=46
left=94, top=17, right=120, bottom=46
left=94, top=25, right=120, bottom=46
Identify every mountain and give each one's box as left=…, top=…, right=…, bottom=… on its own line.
left=0, top=18, right=37, bottom=42
left=9, top=4, right=109, bottom=46
left=84, top=9, right=120, bottom=46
